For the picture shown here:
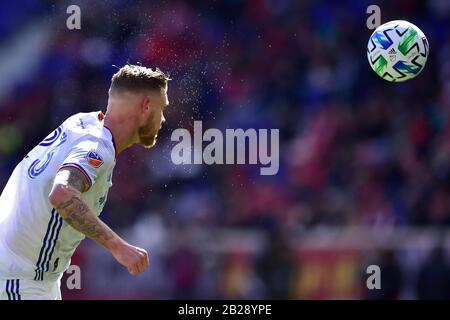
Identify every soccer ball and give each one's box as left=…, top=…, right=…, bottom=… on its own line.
left=367, top=20, right=429, bottom=82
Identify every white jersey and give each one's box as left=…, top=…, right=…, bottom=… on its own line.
left=0, top=111, right=116, bottom=282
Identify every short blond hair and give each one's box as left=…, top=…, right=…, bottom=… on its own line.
left=110, top=64, right=170, bottom=94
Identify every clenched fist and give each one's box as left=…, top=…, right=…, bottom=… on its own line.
left=111, top=242, right=149, bottom=275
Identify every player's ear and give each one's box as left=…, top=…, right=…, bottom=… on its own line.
left=141, top=95, right=151, bottom=113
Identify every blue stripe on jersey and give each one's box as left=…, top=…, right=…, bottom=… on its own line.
left=5, top=280, right=11, bottom=300
left=34, top=269, right=42, bottom=281
left=45, top=215, right=63, bottom=272
left=16, top=280, right=21, bottom=300
left=39, top=210, right=60, bottom=279
left=5, top=280, right=21, bottom=300
left=34, top=209, right=57, bottom=281
left=10, top=279, right=16, bottom=300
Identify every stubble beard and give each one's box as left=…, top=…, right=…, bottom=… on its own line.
left=138, top=124, right=157, bottom=148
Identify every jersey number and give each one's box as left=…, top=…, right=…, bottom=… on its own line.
left=28, top=128, right=67, bottom=178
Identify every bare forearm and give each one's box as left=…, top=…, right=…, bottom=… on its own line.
left=48, top=167, right=148, bottom=275
left=55, top=194, right=123, bottom=251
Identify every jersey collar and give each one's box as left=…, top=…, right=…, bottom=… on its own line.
left=98, top=111, right=117, bottom=159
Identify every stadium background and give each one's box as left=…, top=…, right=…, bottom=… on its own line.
left=1, top=0, right=450, bottom=299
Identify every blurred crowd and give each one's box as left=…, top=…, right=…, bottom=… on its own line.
left=1, top=0, right=450, bottom=299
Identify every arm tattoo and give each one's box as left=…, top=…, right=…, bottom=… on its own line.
left=56, top=196, right=113, bottom=242
left=55, top=167, right=89, bottom=193
left=66, top=167, right=89, bottom=193
left=53, top=167, right=115, bottom=247
left=56, top=195, right=114, bottom=244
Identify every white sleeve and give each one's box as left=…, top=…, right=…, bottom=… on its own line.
left=59, top=138, right=113, bottom=190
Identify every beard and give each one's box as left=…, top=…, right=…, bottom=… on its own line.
left=138, top=124, right=158, bottom=148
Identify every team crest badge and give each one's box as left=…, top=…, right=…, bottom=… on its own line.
left=86, top=150, right=104, bottom=168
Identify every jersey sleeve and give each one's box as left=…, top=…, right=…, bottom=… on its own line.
left=59, top=137, right=113, bottom=191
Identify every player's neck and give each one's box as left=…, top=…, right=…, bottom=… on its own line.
left=102, top=113, right=136, bottom=156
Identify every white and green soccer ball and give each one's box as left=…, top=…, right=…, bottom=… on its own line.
left=367, top=20, right=429, bottom=82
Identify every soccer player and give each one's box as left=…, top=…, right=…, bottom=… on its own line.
left=0, top=64, right=170, bottom=300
